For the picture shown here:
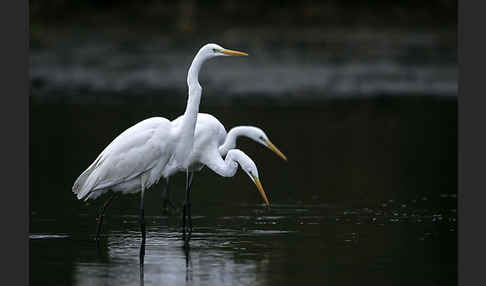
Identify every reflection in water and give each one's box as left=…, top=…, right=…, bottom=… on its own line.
left=30, top=201, right=457, bottom=286
left=31, top=98, right=456, bottom=285
left=72, top=229, right=267, bottom=285
left=184, top=239, right=192, bottom=283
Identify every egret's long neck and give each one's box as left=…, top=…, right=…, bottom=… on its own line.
left=187, top=53, right=204, bottom=88
left=218, top=126, right=248, bottom=156
left=174, top=54, right=205, bottom=164
left=204, top=150, right=240, bottom=178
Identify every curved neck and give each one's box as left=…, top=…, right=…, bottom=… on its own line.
left=204, top=150, right=240, bottom=177
left=174, top=54, right=205, bottom=164
left=187, top=53, right=204, bottom=87
left=218, top=126, right=248, bottom=155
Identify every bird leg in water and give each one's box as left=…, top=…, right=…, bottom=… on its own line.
left=140, top=263, right=145, bottom=286
left=139, top=185, right=146, bottom=265
left=95, top=192, right=118, bottom=241
left=188, top=172, right=194, bottom=232
left=161, top=177, right=177, bottom=214
left=183, top=239, right=192, bottom=282
left=182, top=171, right=194, bottom=237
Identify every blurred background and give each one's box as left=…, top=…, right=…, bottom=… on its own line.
left=30, top=1, right=457, bottom=285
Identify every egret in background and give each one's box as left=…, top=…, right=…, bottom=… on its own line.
left=72, top=43, right=248, bottom=264
left=161, top=113, right=287, bottom=217
left=161, top=113, right=280, bottom=234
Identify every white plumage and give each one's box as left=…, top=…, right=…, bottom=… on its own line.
left=72, top=43, right=248, bottom=202
left=160, top=113, right=288, bottom=207
left=73, top=117, right=173, bottom=200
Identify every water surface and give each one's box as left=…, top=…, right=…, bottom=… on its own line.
left=30, top=97, right=456, bottom=285
left=31, top=200, right=456, bottom=286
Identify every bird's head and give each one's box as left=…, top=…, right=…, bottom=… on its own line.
left=246, top=127, right=287, bottom=161
left=228, top=149, right=270, bottom=208
left=197, top=43, right=248, bottom=60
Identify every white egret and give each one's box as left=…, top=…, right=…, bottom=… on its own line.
left=218, top=125, right=287, bottom=161
left=161, top=113, right=287, bottom=215
left=93, top=114, right=276, bottom=238
left=72, top=43, right=248, bottom=262
left=161, top=113, right=285, bottom=233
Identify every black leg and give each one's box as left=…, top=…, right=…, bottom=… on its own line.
left=182, top=173, right=187, bottom=235
left=139, top=189, right=146, bottom=266
left=95, top=192, right=118, bottom=241
left=182, top=170, right=194, bottom=237
left=188, top=172, right=194, bottom=233
left=161, top=177, right=177, bottom=214
left=183, top=239, right=191, bottom=282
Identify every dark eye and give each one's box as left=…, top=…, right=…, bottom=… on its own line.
left=212, top=48, right=218, bottom=53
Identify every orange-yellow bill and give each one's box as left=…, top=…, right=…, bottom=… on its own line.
left=252, top=176, right=270, bottom=208
left=220, top=49, right=248, bottom=56
left=266, top=140, right=287, bottom=161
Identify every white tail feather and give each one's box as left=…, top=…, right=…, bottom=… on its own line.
left=72, top=162, right=97, bottom=194
left=76, top=171, right=101, bottom=200
left=72, top=155, right=104, bottom=200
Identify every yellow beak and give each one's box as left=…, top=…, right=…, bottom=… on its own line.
left=265, top=140, right=288, bottom=161
left=252, top=176, right=270, bottom=208
left=220, top=49, right=248, bottom=56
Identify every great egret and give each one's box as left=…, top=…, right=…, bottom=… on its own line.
left=161, top=113, right=287, bottom=217
left=162, top=113, right=285, bottom=233
left=93, top=114, right=276, bottom=239
left=72, top=43, right=248, bottom=263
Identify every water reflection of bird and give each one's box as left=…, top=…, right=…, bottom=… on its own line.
left=139, top=263, right=144, bottom=286
left=183, top=240, right=192, bottom=283
left=72, top=43, right=248, bottom=264
left=161, top=114, right=287, bottom=217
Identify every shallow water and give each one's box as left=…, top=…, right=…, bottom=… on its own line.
left=30, top=96, right=456, bottom=285
left=31, top=200, right=456, bottom=286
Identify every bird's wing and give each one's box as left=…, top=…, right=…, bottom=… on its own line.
left=76, top=118, right=171, bottom=199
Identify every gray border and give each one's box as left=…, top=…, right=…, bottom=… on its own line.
left=0, top=0, right=29, bottom=285
left=459, top=0, right=485, bottom=285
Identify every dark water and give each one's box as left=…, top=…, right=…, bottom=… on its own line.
left=30, top=96, right=457, bottom=285
left=31, top=202, right=456, bottom=286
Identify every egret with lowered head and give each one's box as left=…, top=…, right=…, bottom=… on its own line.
left=161, top=113, right=287, bottom=228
